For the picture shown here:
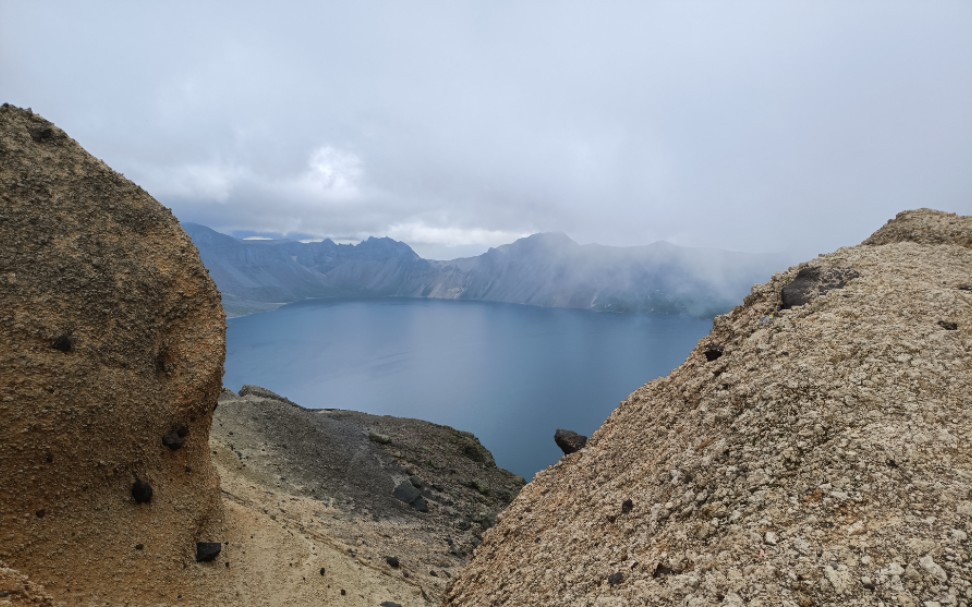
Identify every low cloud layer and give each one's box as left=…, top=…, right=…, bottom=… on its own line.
left=2, top=1, right=970, bottom=259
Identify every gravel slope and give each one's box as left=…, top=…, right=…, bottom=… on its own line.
left=202, top=386, right=524, bottom=606
left=445, top=209, right=972, bottom=607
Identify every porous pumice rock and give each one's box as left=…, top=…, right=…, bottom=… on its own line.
left=0, top=105, right=225, bottom=603
left=445, top=209, right=971, bottom=607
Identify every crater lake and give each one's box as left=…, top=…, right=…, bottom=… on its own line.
left=224, top=298, right=712, bottom=477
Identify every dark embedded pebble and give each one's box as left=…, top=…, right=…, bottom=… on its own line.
left=703, top=344, right=724, bottom=362
left=195, top=542, right=222, bottom=562
left=131, top=479, right=153, bottom=504
left=162, top=424, right=189, bottom=450
left=621, top=499, right=634, bottom=514
left=51, top=334, right=73, bottom=352
left=607, top=572, right=624, bottom=585
left=385, top=556, right=400, bottom=568
left=35, top=509, right=45, bottom=518
left=380, top=603, right=403, bottom=607
left=653, top=563, right=676, bottom=578
left=939, top=320, right=958, bottom=330
left=319, top=567, right=325, bottom=576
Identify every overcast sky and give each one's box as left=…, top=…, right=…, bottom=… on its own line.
left=2, top=1, right=970, bottom=259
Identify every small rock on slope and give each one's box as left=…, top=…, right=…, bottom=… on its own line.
left=553, top=429, right=587, bottom=455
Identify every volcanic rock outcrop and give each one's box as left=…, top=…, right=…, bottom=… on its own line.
left=207, top=386, right=524, bottom=605
left=445, top=209, right=972, bottom=606
left=0, top=105, right=225, bottom=602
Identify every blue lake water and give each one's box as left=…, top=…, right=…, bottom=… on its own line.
left=224, top=298, right=712, bottom=478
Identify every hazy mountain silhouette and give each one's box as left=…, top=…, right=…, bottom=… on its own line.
left=184, top=223, right=783, bottom=317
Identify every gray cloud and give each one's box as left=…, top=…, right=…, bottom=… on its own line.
left=2, top=0, right=970, bottom=259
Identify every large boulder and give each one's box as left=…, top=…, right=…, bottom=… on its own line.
left=0, top=105, right=225, bottom=602
left=445, top=209, right=972, bottom=606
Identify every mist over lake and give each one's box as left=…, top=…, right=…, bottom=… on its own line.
left=225, top=298, right=712, bottom=477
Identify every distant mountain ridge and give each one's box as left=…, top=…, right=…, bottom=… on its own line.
left=183, top=223, right=439, bottom=315
left=184, top=222, right=783, bottom=317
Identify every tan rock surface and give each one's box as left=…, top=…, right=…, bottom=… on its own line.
left=864, top=208, right=972, bottom=248
left=0, top=105, right=225, bottom=603
left=445, top=209, right=972, bottom=606
left=0, top=562, right=59, bottom=607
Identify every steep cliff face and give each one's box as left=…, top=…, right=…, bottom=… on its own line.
left=445, top=209, right=972, bottom=607
left=432, top=233, right=779, bottom=316
left=0, top=105, right=226, bottom=604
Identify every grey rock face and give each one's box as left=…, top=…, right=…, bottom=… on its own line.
left=393, top=480, right=429, bottom=512
left=779, top=265, right=860, bottom=309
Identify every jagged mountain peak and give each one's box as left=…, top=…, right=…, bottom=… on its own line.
left=357, top=235, right=421, bottom=258
left=517, top=231, right=578, bottom=246
left=491, top=231, right=578, bottom=254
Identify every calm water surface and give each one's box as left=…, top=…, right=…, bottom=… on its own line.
left=225, top=298, right=711, bottom=477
